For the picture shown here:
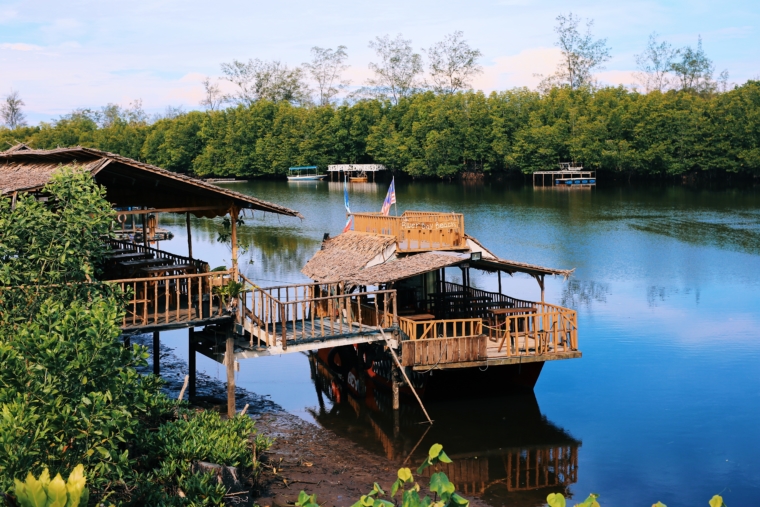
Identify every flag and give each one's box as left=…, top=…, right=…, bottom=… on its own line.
left=343, top=178, right=351, bottom=214
left=381, top=177, right=396, bottom=216
left=343, top=177, right=353, bottom=232
left=343, top=215, right=353, bottom=233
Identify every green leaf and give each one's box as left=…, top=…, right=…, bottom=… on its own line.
left=398, top=467, right=413, bottom=482
left=24, top=471, right=48, bottom=507
left=652, top=502, right=667, bottom=507
left=547, top=492, right=566, bottom=507
left=437, top=450, right=452, bottom=464
left=391, top=479, right=403, bottom=497
left=429, top=472, right=454, bottom=496
left=709, top=496, right=724, bottom=507
left=428, top=443, right=443, bottom=460
left=47, top=473, right=68, bottom=507
left=451, top=493, right=469, bottom=506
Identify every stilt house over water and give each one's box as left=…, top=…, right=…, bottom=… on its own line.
left=299, top=211, right=581, bottom=394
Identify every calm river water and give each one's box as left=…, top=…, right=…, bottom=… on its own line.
left=156, top=180, right=760, bottom=507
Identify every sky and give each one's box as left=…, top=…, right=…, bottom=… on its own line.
left=1, top=0, right=758, bottom=124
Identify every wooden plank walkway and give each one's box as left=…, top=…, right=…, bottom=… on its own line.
left=121, top=299, right=229, bottom=333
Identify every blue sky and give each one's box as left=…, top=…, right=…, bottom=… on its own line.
left=1, top=0, right=758, bottom=124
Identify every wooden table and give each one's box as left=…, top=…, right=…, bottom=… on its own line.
left=402, top=313, right=437, bottom=340
left=119, top=258, right=173, bottom=277
left=108, top=252, right=150, bottom=262
left=106, top=248, right=136, bottom=256
left=140, top=263, right=196, bottom=278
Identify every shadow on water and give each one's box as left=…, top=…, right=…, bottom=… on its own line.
left=306, top=352, right=581, bottom=506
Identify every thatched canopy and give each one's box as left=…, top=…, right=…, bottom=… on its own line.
left=302, top=231, right=396, bottom=282
left=301, top=231, right=574, bottom=284
left=0, top=145, right=302, bottom=219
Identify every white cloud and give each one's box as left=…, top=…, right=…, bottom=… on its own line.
left=0, top=42, right=43, bottom=51
left=474, top=47, right=563, bottom=91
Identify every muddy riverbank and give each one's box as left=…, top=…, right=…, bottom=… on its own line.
left=134, top=334, right=488, bottom=507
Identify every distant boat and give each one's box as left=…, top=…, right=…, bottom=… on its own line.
left=287, top=166, right=326, bottom=181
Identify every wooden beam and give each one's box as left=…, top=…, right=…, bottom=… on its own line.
left=186, top=211, right=193, bottom=259
left=115, top=205, right=224, bottom=215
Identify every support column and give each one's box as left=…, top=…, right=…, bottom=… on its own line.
left=498, top=270, right=503, bottom=295
left=152, top=331, right=160, bottom=375
left=538, top=274, right=546, bottom=303
left=392, top=366, right=400, bottom=411
left=230, top=206, right=239, bottom=278
left=141, top=211, right=149, bottom=250
left=188, top=328, right=196, bottom=399
left=186, top=212, right=193, bottom=259
left=226, top=327, right=236, bottom=418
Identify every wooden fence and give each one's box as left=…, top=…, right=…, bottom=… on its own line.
left=486, top=302, right=578, bottom=357
left=399, top=316, right=482, bottom=341
left=401, top=335, right=486, bottom=366
left=111, top=270, right=232, bottom=329
left=351, top=212, right=466, bottom=252
left=237, top=276, right=397, bottom=349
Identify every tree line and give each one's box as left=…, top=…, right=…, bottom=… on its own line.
left=2, top=14, right=758, bottom=179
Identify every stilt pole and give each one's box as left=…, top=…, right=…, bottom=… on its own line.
left=152, top=331, right=160, bottom=375
left=498, top=270, right=502, bottom=295
left=186, top=212, right=193, bottom=259
left=141, top=211, right=149, bottom=250
left=230, top=206, right=239, bottom=278
left=392, top=368, right=400, bottom=411
left=226, top=327, right=236, bottom=418
left=188, top=328, right=196, bottom=399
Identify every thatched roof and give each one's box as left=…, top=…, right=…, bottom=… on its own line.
left=0, top=145, right=302, bottom=219
left=345, top=252, right=465, bottom=286
left=301, top=231, right=574, bottom=284
left=302, top=231, right=396, bottom=282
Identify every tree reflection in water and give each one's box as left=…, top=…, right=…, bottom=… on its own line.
left=306, top=352, right=581, bottom=507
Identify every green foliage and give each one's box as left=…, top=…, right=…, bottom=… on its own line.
left=13, top=464, right=89, bottom=507
left=0, top=170, right=270, bottom=505
left=546, top=493, right=726, bottom=507
left=12, top=82, right=760, bottom=179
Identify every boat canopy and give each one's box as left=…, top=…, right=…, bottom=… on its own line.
left=289, top=166, right=319, bottom=171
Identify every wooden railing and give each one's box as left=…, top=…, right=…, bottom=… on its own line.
left=399, top=317, right=482, bottom=341
left=237, top=276, right=398, bottom=349
left=486, top=302, right=578, bottom=357
left=103, top=238, right=209, bottom=274
left=351, top=211, right=466, bottom=252
left=110, top=270, right=232, bottom=329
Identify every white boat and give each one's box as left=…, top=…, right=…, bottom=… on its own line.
left=287, top=166, right=327, bottom=181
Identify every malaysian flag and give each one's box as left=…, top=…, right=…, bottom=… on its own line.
left=381, top=177, right=396, bottom=216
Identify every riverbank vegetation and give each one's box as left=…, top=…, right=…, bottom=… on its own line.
left=0, top=169, right=269, bottom=505
left=4, top=81, right=759, bottom=180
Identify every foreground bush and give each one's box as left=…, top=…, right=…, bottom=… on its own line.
left=0, top=170, right=270, bottom=505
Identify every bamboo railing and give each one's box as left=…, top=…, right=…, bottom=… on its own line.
left=110, top=270, right=232, bottom=329
left=237, top=277, right=398, bottom=349
left=486, top=301, right=578, bottom=357
left=399, top=317, right=482, bottom=341
left=351, top=211, right=466, bottom=252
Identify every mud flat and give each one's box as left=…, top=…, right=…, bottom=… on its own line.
left=134, top=334, right=486, bottom=507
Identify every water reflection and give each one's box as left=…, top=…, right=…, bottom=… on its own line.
left=307, top=352, right=581, bottom=506
left=560, top=280, right=609, bottom=310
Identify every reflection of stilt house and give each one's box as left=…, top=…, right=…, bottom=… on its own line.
left=307, top=349, right=580, bottom=505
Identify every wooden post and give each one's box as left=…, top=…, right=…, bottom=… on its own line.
left=392, top=366, right=400, bottom=411
left=152, top=331, right=160, bottom=375
left=230, top=206, right=239, bottom=278
left=141, top=211, right=149, bottom=250
left=538, top=274, right=546, bottom=303
left=186, top=212, right=193, bottom=259
left=188, top=327, right=196, bottom=399
left=226, top=327, right=236, bottom=418
left=498, top=270, right=502, bottom=295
